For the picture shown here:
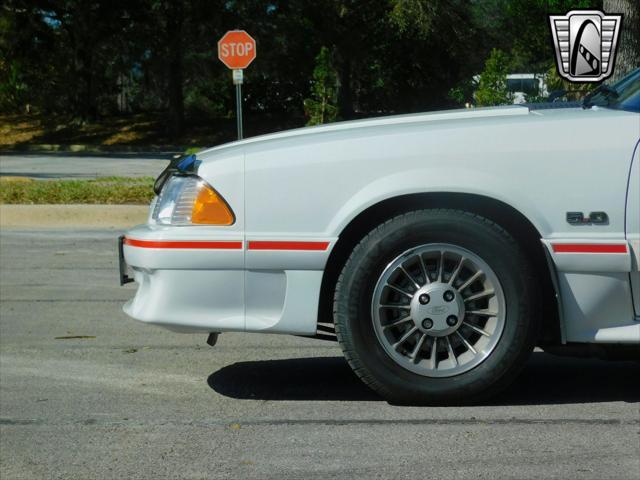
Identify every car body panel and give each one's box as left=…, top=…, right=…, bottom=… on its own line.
left=626, top=140, right=640, bottom=314
left=241, top=107, right=635, bottom=240
left=123, top=104, right=640, bottom=343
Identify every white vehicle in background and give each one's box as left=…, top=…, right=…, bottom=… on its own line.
left=472, top=73, right=549, bottom=104
left=505, top=73, right=549, bottom=103
left=120, top=68, right=640, bottom=405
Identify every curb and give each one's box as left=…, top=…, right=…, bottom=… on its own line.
left=0, top=205, right=148, bottom=228
left=0, top=144, right=190, bottom=155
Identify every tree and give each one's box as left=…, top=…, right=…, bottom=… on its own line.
left=0, top=0, right=149, bottom=119
left=604, top=0, right=640, bottom=81
left=303, top=46, right=338, bottom=125
left=297, top=0, right=478, bottom=117
left=475, top=48, right=513, bottom=106
left=163, top=0, right=185, bottom=137
left=0, top=60, right=28, bottom=111
left=4, top=0, right=605, bottom=140
left=470, top=0, right=598, bottom=73
left=45, top=1, right=139, bottom=120
left=299, top=0, right=389, bottom=119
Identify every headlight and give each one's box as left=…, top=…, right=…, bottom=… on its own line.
left=151, top=175, right=235, bottom=226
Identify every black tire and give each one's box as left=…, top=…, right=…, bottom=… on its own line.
left=333, top=209, right=540, bottom=405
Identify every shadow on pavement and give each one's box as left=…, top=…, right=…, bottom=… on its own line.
left=208, top=356, right=381, bottom=401
left=208, top=351, right=640, bottom=404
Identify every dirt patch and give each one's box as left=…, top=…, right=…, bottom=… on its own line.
left=0, top=112, right=303, bottom=148
left=0, top=204, right=148, bottom=228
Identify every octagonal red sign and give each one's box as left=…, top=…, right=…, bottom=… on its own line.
left=218, top=30, right=257, bottom=69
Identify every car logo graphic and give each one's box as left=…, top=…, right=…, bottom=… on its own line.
left=427, top=306, right=447, bottom=315
left=549, top=10, right=622, bottom=83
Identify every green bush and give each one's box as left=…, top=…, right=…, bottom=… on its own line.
left=475, top=49, right=513, bottom=106
left=303, top=47, right=339, bottom=126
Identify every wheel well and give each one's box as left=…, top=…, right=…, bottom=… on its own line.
left=317, top=193, right=560, bottom=344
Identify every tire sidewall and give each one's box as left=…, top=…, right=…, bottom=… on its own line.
left=336, top=210, right=538, bottom=403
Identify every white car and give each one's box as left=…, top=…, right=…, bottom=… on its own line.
left=472, top=73, right=549, bottom=104
left=120, top=68, right=640, bottom=404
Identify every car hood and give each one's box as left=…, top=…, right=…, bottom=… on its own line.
left=197, top=105, right=533, bottom=159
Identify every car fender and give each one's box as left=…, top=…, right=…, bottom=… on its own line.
left=326, top=165, right=551, bottom=238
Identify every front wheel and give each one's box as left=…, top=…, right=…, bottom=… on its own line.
left=333, top=209, right=540, bottom=405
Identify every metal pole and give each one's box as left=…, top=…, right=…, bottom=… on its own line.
left=235, top=83, right=243, bottom=140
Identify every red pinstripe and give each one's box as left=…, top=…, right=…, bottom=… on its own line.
left=551, top=243, right=627, bottom=254
left=124, top=238, right=242, bottom=249
left=247, top=241, right=329, bottom=251
left=124, top=238, right=330, bottom=251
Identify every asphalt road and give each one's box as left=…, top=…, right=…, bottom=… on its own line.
left=0, top=153, right=171, bottom=179
left=1, top=228, right=639, bottom=480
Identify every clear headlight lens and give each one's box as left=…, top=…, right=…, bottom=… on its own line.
left=151, top=175, right=234, bottom=226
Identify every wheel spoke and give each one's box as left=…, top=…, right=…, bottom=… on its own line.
left=385, top=283, right=414, bottom=299
left=448, top=257, right=465, bottom=285
left=457, top=270, right=482, bottom=292
left=417, top=254, right=430, bottom=284
left=393, top=326, right=418, bottom=350
left=410, top=333, right=427, bottom=363
left=466, top=309, right=498, bottom=317
left=383, top=316, right=413, bottom=329
left=455, top=331, right=477, bottom=354
left=445, top=336, right=458, bottom=366
left=399, top=265, right=421, bottom=290
left=464, top=290, right=495, bottom=303
left=379, top=304, right=411, bottom=309
left=463, top=321, right=491, bottom=337
left=436, top=251, right=444, bottom=282
left=429, top=337, right=438, bottom=369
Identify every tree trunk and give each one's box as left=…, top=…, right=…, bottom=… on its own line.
left=78, top=46, right=97, bottom=121
left=338, top=56, right=354, bottom=119
left=166, top=0, right=185, bottom=138
left=69, top=4, right=97, bottom=121
left=604, top=0, right=640, bottom=81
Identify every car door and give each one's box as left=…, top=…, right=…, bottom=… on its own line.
left=627, top=140, right=640, bottom=316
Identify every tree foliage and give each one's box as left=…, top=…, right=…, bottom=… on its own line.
left=2, top=0, right=632, bottom=138
left=303, top=47, right=338, bottom=125
left=474, top=48, right=513, bottom=106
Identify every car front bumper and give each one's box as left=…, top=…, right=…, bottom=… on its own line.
left=120, top=224, right=335, bottom=335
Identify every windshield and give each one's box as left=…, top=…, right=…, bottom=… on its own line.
left=583, top=68, right=640, bottom=112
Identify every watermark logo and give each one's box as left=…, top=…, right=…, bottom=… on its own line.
left=549, top=10, right=622, bottom=82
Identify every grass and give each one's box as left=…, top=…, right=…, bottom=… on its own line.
left=0, top=177, right=155, bottom=204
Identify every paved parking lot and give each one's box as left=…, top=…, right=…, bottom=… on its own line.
left=1, top=228, right=639, bottom=479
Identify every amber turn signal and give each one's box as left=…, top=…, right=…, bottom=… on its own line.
left=191, top=183, right=235, bottom=225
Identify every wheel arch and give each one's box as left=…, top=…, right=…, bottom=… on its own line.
left=317, top=192, right=560, bottom=344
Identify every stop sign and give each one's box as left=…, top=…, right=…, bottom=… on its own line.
left=218, top=30, right=257, bottom=69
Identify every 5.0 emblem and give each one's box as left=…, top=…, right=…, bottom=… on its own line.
left=566, top=211, right=609, bottom=225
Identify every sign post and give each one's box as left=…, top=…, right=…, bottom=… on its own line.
left=217, top=30, right=257, bottom=140
left=232, top=69, right=243, bottom=139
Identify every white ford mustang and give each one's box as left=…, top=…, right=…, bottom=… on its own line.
left=120, top=68, right=640, bottom=404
